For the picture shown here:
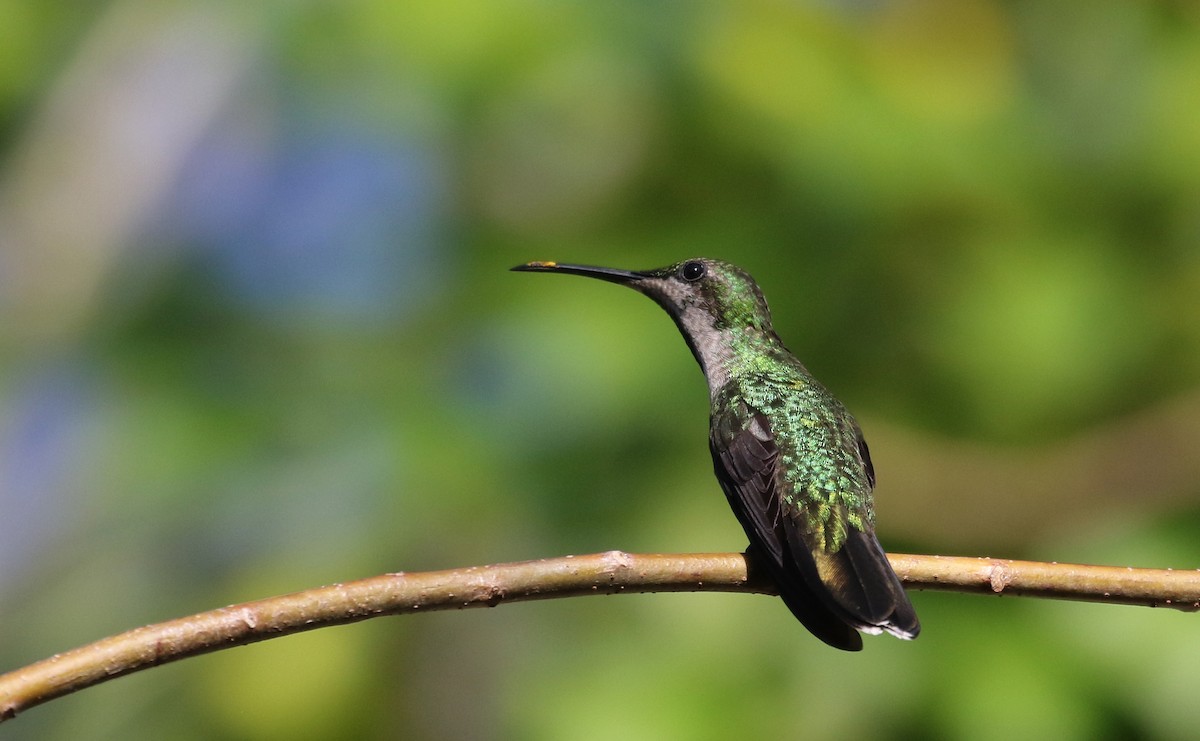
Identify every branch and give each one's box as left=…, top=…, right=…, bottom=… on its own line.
left=2, top=551, right=1198, bottom=722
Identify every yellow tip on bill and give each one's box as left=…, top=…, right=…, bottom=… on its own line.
left=525, top=260, right=557, bottom=268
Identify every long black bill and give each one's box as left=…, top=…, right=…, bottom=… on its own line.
left=510, top=261, right=646, bottom=285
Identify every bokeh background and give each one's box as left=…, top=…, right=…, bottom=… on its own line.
left=3, top=1, right=1200, bottom=739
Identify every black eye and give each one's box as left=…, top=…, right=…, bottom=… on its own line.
left=681, top=261, right=706, bottom=282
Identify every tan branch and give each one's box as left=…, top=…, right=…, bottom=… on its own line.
left=2, top=551, right=1198, bottom=722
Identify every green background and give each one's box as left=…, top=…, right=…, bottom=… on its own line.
left=3, top=1, right=1199, bottom=739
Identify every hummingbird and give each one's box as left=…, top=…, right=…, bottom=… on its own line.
left=512, top=258, right=919, bottom=650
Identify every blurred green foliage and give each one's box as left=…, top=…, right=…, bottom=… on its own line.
left=2, top=1, right=1199, bottom=739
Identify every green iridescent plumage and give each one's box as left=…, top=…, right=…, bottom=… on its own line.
left=716, top=370, right=872, bottom=552
left=513, top=257, right=919, bottom=650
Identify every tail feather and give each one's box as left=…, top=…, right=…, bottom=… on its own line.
left=783, top=518, right=920, bottom=641
left=818, top=528, right=920, bottom=640
left=747, top=545, right=863, bottom=651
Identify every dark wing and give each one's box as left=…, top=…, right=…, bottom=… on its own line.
left=710, top=401, right=863, bottom=651
left=848, top=424, right=919, bottom=638
left=711, top=401, right=919, bottom=648
left=855, top=421, right=876, bottom=489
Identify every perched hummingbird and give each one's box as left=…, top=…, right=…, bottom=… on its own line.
left=512, top=258, right=919, bottom=650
